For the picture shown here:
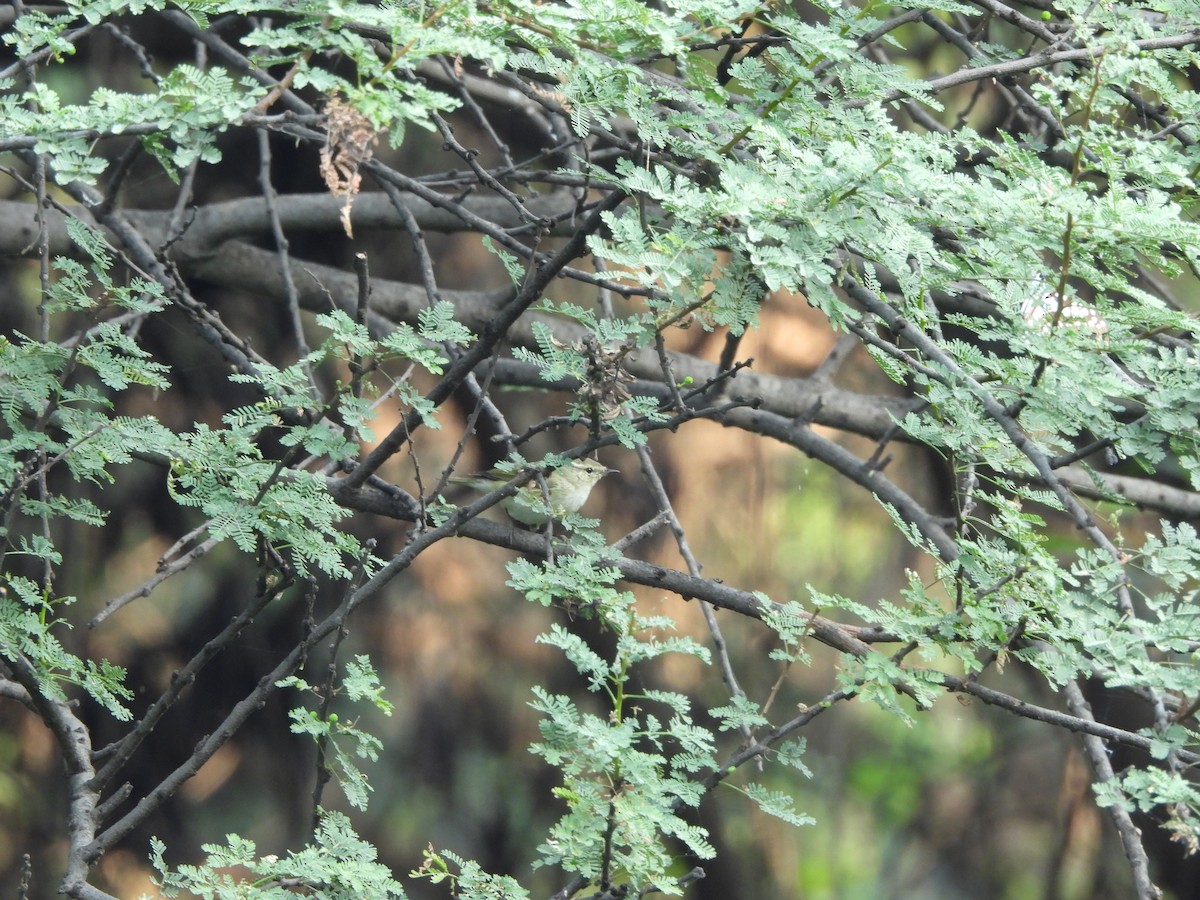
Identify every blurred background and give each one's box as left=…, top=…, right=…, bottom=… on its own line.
left=2, top=9, right=1196, bottom=900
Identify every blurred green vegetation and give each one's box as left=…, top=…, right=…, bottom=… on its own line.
left=3, top=5, right=1198, bottom=899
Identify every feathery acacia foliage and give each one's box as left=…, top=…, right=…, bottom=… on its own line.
left=1, top=0, right=1199, bottom=898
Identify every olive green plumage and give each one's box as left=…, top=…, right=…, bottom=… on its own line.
left=451, top=458, right=614, bottom=525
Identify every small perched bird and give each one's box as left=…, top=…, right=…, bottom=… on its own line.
left=452, top=458, right=615, bottom=525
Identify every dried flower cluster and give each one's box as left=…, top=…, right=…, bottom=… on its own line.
left=578, top=334, right=634, bottom=420
left=319, top=96, right=380, bottom=238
